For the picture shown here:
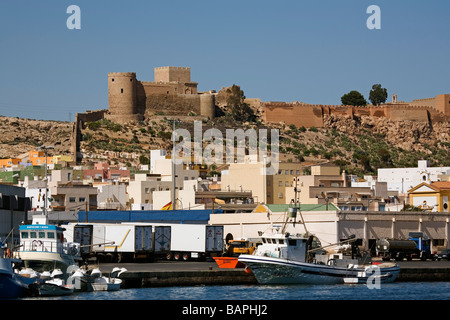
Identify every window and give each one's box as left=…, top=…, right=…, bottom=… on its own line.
left=290, top=170, right=294, bottom=175
left=278, top=192, right=283, bottom=199
left=39, top=232, right=46, bottom=239
left=30, top=232, right=37, bottom=238
left=121, top=88, right=123, bottom=93
left=69, top=197, right=76, bottom=203
left=47, top=232, right=55, bottom=239
left=79, top=197, right=85, bottom=202
left=285, top=170, right=289, bottom=175
left=112, top=78, right=114, bottom=82
left=21, top=232, right=29, bottom=239
left=278, top=181, right=283, bottom=187
left=288, top=239, right=297, bottom=246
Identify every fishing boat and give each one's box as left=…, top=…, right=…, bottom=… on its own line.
left=0, top=257, right=36, bottom=299
left=238, top=204, right=400, bottom=285
left=238, top=230, right=400, bottom=285
left=13, top=215, right=82, bottom=277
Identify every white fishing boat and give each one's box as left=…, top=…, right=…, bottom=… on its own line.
left=14, top=215, right=82, bottom=278
left=238, top=231, right=399, bottom=285
left=90, top=267, right=126, bottom=291
left=238, top=206, right=400, bottom=285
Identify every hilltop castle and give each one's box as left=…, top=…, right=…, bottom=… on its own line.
left=105, top=66, right=215, bottom=123
left=71, top=66, right=449, bottom=163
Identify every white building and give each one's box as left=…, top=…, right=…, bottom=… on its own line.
left=23, top=176, right=50, bottom=212
left=128, top=160, right=200, bottom=210
left=377, top=160, right=450, bottom=193
left=96, top=183, right=127, bottom=210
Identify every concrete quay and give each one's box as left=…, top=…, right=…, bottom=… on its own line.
left=96, top=260, right=450, bottom=288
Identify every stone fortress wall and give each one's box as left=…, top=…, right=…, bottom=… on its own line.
left=262, top=94, right=450, bottom=128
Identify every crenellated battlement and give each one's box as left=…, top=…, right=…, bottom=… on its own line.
left=154, top=66, right=190, bottom=71
left=108, top=72, right=137, bottom=77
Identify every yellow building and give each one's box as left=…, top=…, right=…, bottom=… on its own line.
left=408, top=181, right=450, bottom=212
left=220, top=158, right=304, bottom=204
left=53, top=155, right=73, bottom=164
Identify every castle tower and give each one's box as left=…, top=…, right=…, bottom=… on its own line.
left=200, top=93, right=215, bottom=119
left=154, top=66, right=191, bottom=83
left=107, top=72, right=143, bottom=123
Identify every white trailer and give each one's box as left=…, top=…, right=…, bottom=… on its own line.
left=64, top=222, right=224, bottom=262
left=165, top=224, right=224, bottom=261
left=121, top=222, right=224, bottom=261
left=64, top=223, right=154, bottom=262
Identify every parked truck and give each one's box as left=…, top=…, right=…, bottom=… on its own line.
left=376, top=232, right=434, bottom=261
left=224, top=239, right=259, bottom=257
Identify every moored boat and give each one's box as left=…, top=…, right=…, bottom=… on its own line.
left=13, top=215, right=82, bottom=279
left=90, top=267, right=126, bottom=291
left=213, top=257, right=245, bottom=269
left=238, top=230, right=400, bottom=285
left=0, top=258, right=36, bottom=299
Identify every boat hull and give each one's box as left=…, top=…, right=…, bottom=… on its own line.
left=0, top=274, right=31, bottom=299
left=238, top=255, right=400, bottom=285
left=38, top=283, right=74, bottom=296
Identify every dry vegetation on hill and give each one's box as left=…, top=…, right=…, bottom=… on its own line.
left=1, top=114, right=449, bottom=178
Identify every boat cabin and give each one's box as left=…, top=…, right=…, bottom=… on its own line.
left=19, top=224, right=67, bottom=254
left=254, top=232, right=311, bottom=262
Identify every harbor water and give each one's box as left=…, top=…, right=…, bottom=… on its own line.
left=22, top=282, right=450, bottom=300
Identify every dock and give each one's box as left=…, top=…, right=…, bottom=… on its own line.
left=96, top=260, right=450, bottom=288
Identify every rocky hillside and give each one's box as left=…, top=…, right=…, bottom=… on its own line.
left=0, top=116, right=73, bottom=159
left=1, top=114, right=449, bottom=178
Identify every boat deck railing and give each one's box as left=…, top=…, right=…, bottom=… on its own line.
left=19, top=240, right=80, bottom=257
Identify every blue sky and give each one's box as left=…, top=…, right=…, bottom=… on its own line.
left=0, top=1, right=449, bottom=121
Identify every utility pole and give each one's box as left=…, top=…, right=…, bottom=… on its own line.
left=38, top=145, right=54, bottom=218
left=169, top=119, right=181, bottom=210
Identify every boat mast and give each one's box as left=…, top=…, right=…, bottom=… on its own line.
left=283, top=177, right=308, bottom=234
